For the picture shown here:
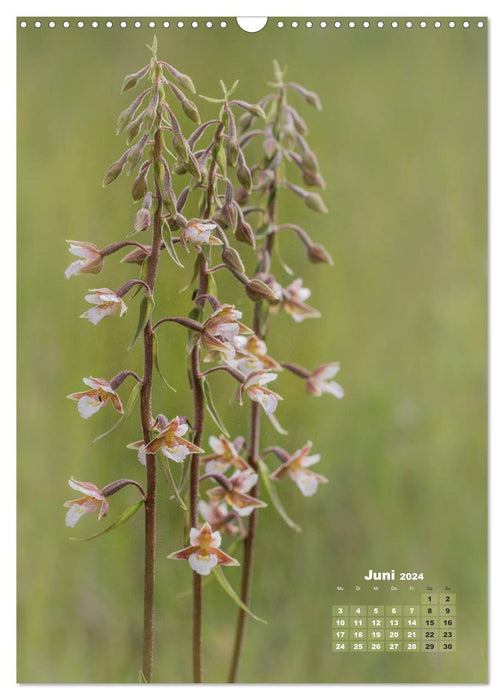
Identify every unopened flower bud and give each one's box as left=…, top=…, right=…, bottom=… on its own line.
left=302, top=170, right=326, bottom=189
left=142, top=107, right=156, bottom=134
left=235, top=218, right=256, bottom=248
left=301, top=149, right=319, bottom=173
left=212, top=141, right=227, bottom=175
left=134, top=208, right=151, bottom=232
left=226, top=138, right=239, bottom=167
left=304, top=192, right=328, bottom=214
left=131, top=172, right=148, bottom=201
left=186, top=151, right=202, bottom=180
left=181, top=98, right=201, bottom=124
left=245, top=279, right=279, bottom=303
left=222, top=246, right=246, bottom=275
left=163, top=64, right=196, bottom=94
left=308, top=244, right=333, bottom=265
left=121, top=246, right=151, bottom=264
left=289, top=83, right=322, bottom=111
left=233, top=100, right=266, bottom=119
left=126, top=136, right=147, bottom=175
left=236, top=151, right=252, bottom=192
left=173, top=132, right=189, bottom=161
left=102, top=160, right=124, bottom=187
left=121, top=64, right=150, bottom=93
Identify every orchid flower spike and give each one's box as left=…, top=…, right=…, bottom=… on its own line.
left=168, top=522, right=239, bottom=576
left=307, top=362, right=344, bottom=399
left=271, top=441, right=328, bottom=497
left=65, top=240, right=103, bottom=279
left=64, top=477, right=109, bottom=527
left=67, top=377, right=124, bottom=419
left=80, top=288, right=127, bottom=325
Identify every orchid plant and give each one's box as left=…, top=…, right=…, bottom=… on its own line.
left=64, top=40, right=342, bottom=683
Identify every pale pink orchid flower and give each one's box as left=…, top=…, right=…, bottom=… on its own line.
left=183, top=219, right=222, bottom=247
left=144, top=416, right=203, bottom=463
left=80, top=288, right=127, bottom=325
left=67, top=377, right=124, bottom=419
left=168, top=522, right=239, bottom=576
left=272, top=278, right=321, bottom=322
left=64, top=477, right=109, bottom=527
left=307, top=362, right=344, bottom=399
left=65, top=240, right=103, bottom=279
left=201, top=305, right=253, bottom=358
left=198, top=500, right=239, bottom=537
left=202, top=435, right=249, bottom=474
left=207, top=469, right=267, bottom=517
left=240, top=372, right=282, bottom=415
left=271, top=441, right=328, bottom=497
left=229, top=334, right=280, bottom=375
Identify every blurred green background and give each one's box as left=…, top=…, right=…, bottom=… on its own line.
left=17, top=18, right=486, bottom=683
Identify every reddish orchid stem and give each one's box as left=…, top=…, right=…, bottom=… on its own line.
left=140, top=68, right=164, bottom=684
left=228, top=96, right=282, bottom=679
left=189, top=259, right=207, bottom=683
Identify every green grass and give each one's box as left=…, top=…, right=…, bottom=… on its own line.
left=17, top=21, right=486, bottom=682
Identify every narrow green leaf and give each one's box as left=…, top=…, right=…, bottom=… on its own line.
left=93, top=382, right=141, bottom=442
left=128, top=295, right=155, bottom=350
left=140, top=256, right=149, bottom=282
left=199, top=94, right=225, bottom=104
left=152, top=332, right=176, bottom=392
left=179, top=255, right=200, bottom=294
left=213, top=566, right=267, bottom=624
left=138, top=670, right=148, bottom=683
left=207, top=271, right=218, bottom=299
left=159, top=454, right=188, bottom=510
left=162, top=220, right=184, bottom=268
left=258, top=460, right=301, bottom=532
left=70, top=499, right=144, bottom=542
left=201, top=377, right=230, bottom=437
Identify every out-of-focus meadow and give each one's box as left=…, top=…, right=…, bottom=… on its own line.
left=17, top=19, right=486, bottom=682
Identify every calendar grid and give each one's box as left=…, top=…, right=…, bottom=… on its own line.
left=332, top=592, right=456, bottom=653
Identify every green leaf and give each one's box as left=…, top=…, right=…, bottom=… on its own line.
left=179, top=255, right=201, bottom=294
left=138, top=670, right=148, bottom=683
left=128, top=295, right=155, bottom=350
left=93, top=382, right=142, bottom=442
left=162, top=220, right=184, bottom=268
left=207, top=271, right=218, bottom=299
left=70, top=499, right=144, bottom=542
left=258, top=460, right=301, bottom=532
left=152, top=332, right=176, bottom=392
left=140, top=256, right=149, bottom=282
left=213, top=566, right=267, bottom=624
left=201, top=377, right=230, bottom=437
left=159, top=454, right=188, bottom=510
left=227, top=79, right=240, bottom=97
left=199, top=94, right=225, bottom=104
